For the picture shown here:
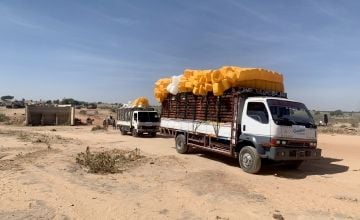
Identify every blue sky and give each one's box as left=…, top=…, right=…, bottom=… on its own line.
left=0, top=0, right=359, bottom=110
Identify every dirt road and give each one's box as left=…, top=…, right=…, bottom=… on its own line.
left=0, top=125, right=359, bottom=219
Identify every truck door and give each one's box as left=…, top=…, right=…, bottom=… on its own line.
left=132, top=112, right=138, bottom=129
left=241, top=101, right=271, bottom=140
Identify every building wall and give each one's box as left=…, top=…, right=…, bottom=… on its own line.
left=25, top=105, right=75, bottom=126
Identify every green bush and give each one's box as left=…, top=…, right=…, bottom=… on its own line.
left=330, top=110, right=343, bottom=116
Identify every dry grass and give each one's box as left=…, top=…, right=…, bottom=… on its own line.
left=0, top=129, right=71, bottom=146
left=318, top=126, right=358, bottom=135
left=91, top=125, right=107, bottom=131
left=75, top=147, right=144, bottom=174
left=350, top=119, right=359, bottom=128
left=0, top=113, right=9, bottom=122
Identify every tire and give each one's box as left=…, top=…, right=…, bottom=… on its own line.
left=285, top=160, right=303, bottom=169
left=239, top=146, right=261, bottom=174
left=120, top=127, right=127, bottom=135
left=150, top=132, right=157, bottom=137
left=132, top=129, right=138, bottom=137
left=175, top=134, right=188, bottom=154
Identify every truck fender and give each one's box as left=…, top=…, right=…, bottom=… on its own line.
left=238, top=134, right=266, bottom=155
left=175, top=130, right=186, bottom=138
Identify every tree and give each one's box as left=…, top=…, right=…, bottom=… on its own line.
left=330, top=110, right=343, bottom=116
left=53, top=99, right=60, bottom=104
left=1, top=95, right=14, bottom=101
left=61, top=98, right=78, bottom=105
left=46, top=100, right=52, bottom=104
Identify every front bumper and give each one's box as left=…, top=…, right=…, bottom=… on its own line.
left=137, top=128, right=159, bottom=133
left=266, top=147, right=321, bottom=161
left=137, top=125, right=159, bottom=132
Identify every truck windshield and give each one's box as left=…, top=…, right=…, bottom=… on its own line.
left=267, top=99, right=316, bottom=128
left=138, top=112, right=160, bottom=122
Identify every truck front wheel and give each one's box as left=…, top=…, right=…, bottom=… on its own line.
left=175, top=134, right=188, bottom=154
left=132, top=129, right=138, bottom=137
left=239, top=146, right=261, bottom=174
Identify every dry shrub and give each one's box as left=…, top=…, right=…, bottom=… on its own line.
left=76, top=147, right=143, bottom=173
left=0, top=113, right=9, bottom=122
left=318, top=126, right=358, bottom=135
left=91, top=125, right=107, bottom=131
left=350, top=119, right=359, bottom=128
left=79, top=110, right=87, bottom=115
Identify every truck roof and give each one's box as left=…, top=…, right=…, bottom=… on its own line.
left=118, top=107, right=155, bottom=111
left=247, top=96, right=301, bottom=103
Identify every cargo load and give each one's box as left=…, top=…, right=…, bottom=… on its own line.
left=154, top=66, right=284, bottom=102
left=131, top=97, right=149, bottom=108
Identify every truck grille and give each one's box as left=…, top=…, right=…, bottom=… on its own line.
left=140, top=126, right=157, bottom=129
left=287, top=141, right=310, bottom=147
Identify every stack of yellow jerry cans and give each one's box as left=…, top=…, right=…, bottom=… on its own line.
left=154, top=66, right=284, bottom=102
left=132, top=97, right=149, bottom=107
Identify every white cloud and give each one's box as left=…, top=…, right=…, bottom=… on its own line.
left=0, top=3, right=42, bottom=29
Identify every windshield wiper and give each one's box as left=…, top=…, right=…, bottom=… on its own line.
left=275, top=117, right=295, bottom=126
left=299, top=121, right=317, bottom=128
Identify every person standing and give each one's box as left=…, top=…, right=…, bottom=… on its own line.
left=112, top=118, right=116, bottom=130
left=324, top=114, right=329, bottom=126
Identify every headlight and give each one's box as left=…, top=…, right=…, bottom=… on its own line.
left=310, top=142, right=317, bottom=147
left=281, top=141, right=287, bottom=145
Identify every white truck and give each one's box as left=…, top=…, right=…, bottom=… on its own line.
left=116, top=107, right=160, bottom=137
left=160, top=88, right=321, bottom=173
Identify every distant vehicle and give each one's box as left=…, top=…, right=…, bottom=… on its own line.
left=116, top=107, right=160, bottom=137
left=86, top=103, right=97, bottom=109
left=6, top=100, right=25, bottom=109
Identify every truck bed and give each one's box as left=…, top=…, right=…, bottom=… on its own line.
left=160, top=118, right=232, bottom=139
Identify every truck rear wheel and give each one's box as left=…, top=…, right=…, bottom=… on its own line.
left=175, top=134, right=188, bottom=154
left=239, top=146, right=261, bottom=174
left=120, top=127, right=127, bottom=135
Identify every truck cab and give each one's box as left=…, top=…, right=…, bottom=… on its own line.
left=238, top=97, right=320, bottom=172
left=117, top=107, right=160, bottom=137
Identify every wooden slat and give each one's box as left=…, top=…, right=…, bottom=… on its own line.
left=161, top=91, right=235, bottom=123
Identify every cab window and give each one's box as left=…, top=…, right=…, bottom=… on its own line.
left=247, top=102, right=269, bottom=124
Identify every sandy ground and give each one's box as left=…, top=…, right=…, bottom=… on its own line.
left=0, top=124, right=359, bottom=220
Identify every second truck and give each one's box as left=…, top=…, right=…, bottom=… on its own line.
left=116, top=106, right=160, bottom=137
